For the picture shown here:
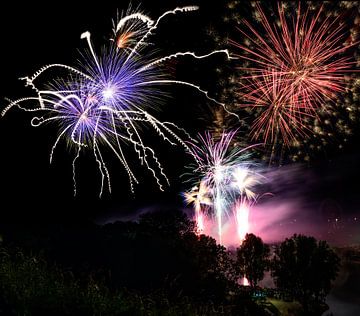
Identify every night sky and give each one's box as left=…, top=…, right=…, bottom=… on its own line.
left=0, top=0, right=359, bottom=242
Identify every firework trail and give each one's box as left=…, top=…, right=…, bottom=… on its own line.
left=184, top=131, right=261, bottom=243
left=3, top=6, right=232, bottom=196
left=234, top=200, right=250, bottom=242
left=230, top=2, right=359, bottom=157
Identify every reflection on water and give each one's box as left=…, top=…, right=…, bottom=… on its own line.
left=323, top=247, right=360, bottom=316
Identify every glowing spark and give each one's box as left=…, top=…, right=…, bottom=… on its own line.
left=102, top=86, right=116, bottom=100
left=242, top=276, right=250, bottom=286
left=232, top=167, right=259, bottom=200
left=116, top=32, right=134, bottom=49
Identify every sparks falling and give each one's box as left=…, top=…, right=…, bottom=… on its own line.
left=184, top=181, right=212, bottom=234
left=184, top=131, right=262, bottom=244
left=3, top=6, right=232, bottom=196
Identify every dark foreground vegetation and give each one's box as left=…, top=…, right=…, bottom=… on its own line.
left=0, top=209, right=339, bottom=315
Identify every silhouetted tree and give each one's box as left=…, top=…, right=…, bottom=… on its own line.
left=0, top=210, right=271, bottom=315
left=182, top=234, right=238, bottom=301
left=236, top=233, right=270, bottom=287
left=139, top=208, right=196, bottom=237
left=271, top=234, right=340, bottom=313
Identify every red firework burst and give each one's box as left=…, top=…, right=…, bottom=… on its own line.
left=239, top=71, right=313, bottom=145
left=231, top=2, right=358, bottom=145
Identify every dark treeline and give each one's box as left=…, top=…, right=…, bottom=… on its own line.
left=0, top=209, right=339, bottom=315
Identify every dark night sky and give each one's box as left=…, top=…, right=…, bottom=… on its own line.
left=0, top=0, right=359, bottom=225
left=0, top=0, right=222, bottom=221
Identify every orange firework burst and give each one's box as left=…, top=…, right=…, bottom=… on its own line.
left=116, top=31, right=134, bottom=49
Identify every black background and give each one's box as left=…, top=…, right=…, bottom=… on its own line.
left=0, top=0, right=359, bottom=224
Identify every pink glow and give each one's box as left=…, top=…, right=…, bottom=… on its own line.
left=234, top=201, right=250, bottom=243
left=198, top=199, right=322, bottom=247
left=195, top=209, right=205, bottom=235
left=241, top=276, right=250, bottom=286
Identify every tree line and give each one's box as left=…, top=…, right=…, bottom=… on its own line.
left=0, top=209, right=340, bottom=315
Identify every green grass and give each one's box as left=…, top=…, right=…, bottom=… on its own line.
left=266, top=298, right=302, bottom=316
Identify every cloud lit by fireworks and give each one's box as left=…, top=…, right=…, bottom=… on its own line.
left=3, top=6, right=232, bottom=196
left=183, top=131, right=263, bottom=243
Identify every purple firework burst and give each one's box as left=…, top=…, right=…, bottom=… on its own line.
left=3, top=6, right=232, bottom=196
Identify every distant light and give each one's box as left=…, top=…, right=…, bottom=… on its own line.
left=242, top=276, right=250, bottom=286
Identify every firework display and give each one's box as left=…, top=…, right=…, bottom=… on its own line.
left=232, top=2, right=358, bottom=150
left=184, top=131, right=262, bottom=243
left=3, top=1, right=360, bottom=252
left=3, top=6, right=231, bottom=196
left=181, top=1, right=359, bottom=244
left=204, top=1, right=360, bottom=162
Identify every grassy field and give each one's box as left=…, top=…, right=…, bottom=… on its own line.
left=259, top=298, right=302, bottom=316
